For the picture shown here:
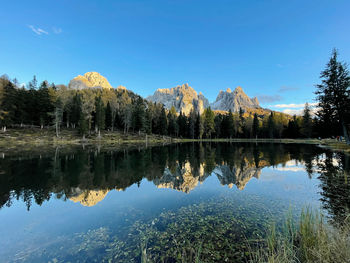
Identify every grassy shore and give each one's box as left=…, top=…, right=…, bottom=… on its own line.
left=1, top=128, right=350, bottom=153
left=0, top=128, right=178, bottom=155
left=251, top=209, right=350, bottom=263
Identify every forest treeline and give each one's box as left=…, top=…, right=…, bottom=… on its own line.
left=0, top=49, right=349, bottom=141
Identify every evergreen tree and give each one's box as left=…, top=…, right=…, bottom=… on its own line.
left=316, top=49, right=350, bottom=144
left=159, top=107, right=168, bottom=135
left=167, top=106, right=178, bottom=136
left=214, top=114, right=223, bottom=138
left=144, top=108, right=152, bottom=134
left=227, top=110, right=235, bottom=138
left=315, top=97, right=337, bottom=138
left=79, top=112, right=88, bottom=139
left=105, top=101, right=112, bottom=130
left=28, top=75, right=38, bottom=90
left=285, top=116, right=300, bottom=138
left=132, top=97, right=146, bottom=133
left=0, top=81, right=16, bottom=130
left=267, top=112, right=275, bottom=138
left=94, top=96, right=105, bottom=134
left=38, top=81, right=54, bottom=128
left=69, top=94, right=81, bottom=129
left=195, top=113, right=201, bottom=139
left=203, top=107, right=215, bottom=139
left=238, top=107, right=245, bottom=137
left=301, top=103, right=312, bottom=138
left=188, top=109, right=196, bottom=139
left=177, top=111, right=188, bottom=137
left=253, top=113, right=259, bottom=138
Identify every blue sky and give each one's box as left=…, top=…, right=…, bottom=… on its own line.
left=1, top=0, right=350, bottom=114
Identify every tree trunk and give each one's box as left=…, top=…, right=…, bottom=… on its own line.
left=56, top=121, right=59, bottom=137
left=342, top=121, right=350, bottom=145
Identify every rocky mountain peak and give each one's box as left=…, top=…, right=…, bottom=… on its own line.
left=147, top=84, right=209, bottom=115
left=210, top=86, right=260, bottom=112
left=252, top=97, right=259, bottom=105
left=68, top=188, right=109, bottom=207
left=234, top=86, right=243, bottom=93
left=69, top=72, right=112, bottom=90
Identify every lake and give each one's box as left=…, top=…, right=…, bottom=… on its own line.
left=0, top=142, right=349, bottom=262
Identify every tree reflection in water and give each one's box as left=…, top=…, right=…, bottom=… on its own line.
left=0, top=142, right=349, bottom=225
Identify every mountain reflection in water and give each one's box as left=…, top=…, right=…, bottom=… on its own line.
left=0, top=142, right=349, bottom=223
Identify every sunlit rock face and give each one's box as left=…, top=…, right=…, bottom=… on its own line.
left=210, top=87, right=260, bottom=112
left=147, top=84, right=209, bottom=115
left=212, top=165, right=261, bottom=190
left=69, top=72, right=112, bottom=90
left=154, top=160, right=261, bottom=193
left=154, top=162, right=200, bottom=193
left=68, top=188, right=109, bottom=207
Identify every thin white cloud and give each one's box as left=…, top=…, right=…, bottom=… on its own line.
left=28, top=25, right=48, bottom=35
left=282, top=108, right=304, bottom=115
left=268, top=102, right=319, bottom=116
left=257, top=94, right=282, bottom=103
left=273, top=103, right=318, bottom=109
left=52, top=27, right=62, bottom=34
left=278, top=86, right=299, bottom=93
left=275, top=166, right=305, bottom=172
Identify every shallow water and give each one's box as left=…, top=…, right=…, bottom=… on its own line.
left=0, top=143, right=349, bottom=262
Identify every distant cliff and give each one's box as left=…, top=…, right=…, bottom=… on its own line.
left=147, top=84, right=261, bottom=114
left=69, top=72, right=113, bottom=90
left=210, top=87, right=260, bottom=112
left=147, top=83, right=209, bottom=115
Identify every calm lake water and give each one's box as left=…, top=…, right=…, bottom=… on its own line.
left=0, top=143, right=349, bottom=262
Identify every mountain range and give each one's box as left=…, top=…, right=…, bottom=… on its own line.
left=69, top=72, right=265, bottom=114
left=67, top=161, right=262, bottom=206
left=147, top=83, right=261, bottom=114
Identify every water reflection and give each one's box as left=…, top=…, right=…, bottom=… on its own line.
left=0, top=143, right=349, bottom=223
left=316, top=151, right=350, bottom=224
left=1, top=143, right=350, bottom=262
left=0, top=143, right=350, bottom=223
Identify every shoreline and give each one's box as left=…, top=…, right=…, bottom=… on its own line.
left=0, top=128, right=349, bottom=154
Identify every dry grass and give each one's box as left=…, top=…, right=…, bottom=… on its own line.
left=250, top=208, right=350, bottom=263
left=0, top=128, right=174, bottom=154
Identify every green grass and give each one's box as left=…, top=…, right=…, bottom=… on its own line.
left=251, top=208, right=350, bottom=263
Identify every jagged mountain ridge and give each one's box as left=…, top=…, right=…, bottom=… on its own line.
left=146, top=83, right=209, bottom=115
left=68, top=72, right=263, bottom=114
left=153, top=161, right=261, bottom=193
left=147, top=84, right=261, bottom=114
left=210, top=87, right=260, bottom=112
